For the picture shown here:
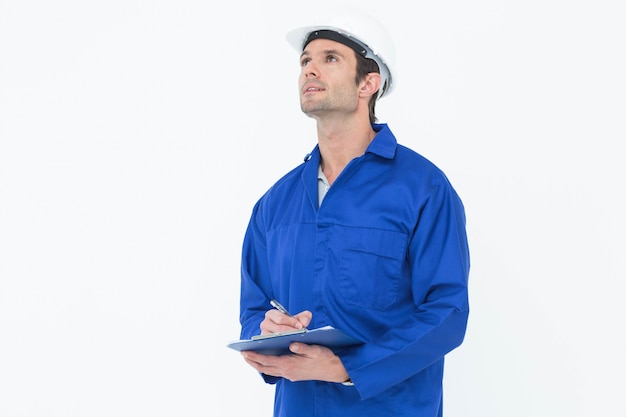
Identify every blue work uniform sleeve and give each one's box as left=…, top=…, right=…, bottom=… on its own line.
left=239, top=200, right=271, bottom=339
left=338, top=180, right=470, bottom=400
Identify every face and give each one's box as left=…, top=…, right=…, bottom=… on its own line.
left=298, top=38, right=360, bottom=118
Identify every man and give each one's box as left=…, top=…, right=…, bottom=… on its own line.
left=238, top=10, right=470, bottom=417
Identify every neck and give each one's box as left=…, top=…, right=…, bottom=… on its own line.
left=316, top=117, right=376, bottom=185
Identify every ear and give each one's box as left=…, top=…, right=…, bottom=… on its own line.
left=359, top=73, right=382, bottom=99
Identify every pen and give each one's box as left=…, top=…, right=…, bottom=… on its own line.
left=270, top=299, right=293, bottom=317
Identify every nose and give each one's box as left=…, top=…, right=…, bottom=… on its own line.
left=305, top=68, right=318, bottom=78
left=303, top=61, right=319, bottom=78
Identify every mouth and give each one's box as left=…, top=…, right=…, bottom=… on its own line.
left=302, top=85, right=325, bottom=94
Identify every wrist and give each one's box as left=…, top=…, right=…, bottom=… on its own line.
left=341, top=377, right=354, bottom=386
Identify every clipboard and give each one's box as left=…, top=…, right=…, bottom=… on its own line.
left=227, top=325, right=362, bottom=355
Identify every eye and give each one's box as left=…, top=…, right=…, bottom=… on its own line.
left=300, top=57, right=311, bottom=67
left=326, top=54, right=338, bottom=62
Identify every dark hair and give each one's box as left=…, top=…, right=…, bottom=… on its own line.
left=354, top=51, right=381, bottom=125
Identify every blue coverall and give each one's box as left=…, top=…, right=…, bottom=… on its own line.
left=240, top=124, right=470, bottom=417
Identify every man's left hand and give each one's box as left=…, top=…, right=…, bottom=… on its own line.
left=241, top=343, right=350, bottom=383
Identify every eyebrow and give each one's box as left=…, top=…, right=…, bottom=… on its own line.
left=300, top=48, right=346, bottom=59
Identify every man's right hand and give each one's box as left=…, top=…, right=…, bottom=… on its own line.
left=259, top=309, right=312, bottom=335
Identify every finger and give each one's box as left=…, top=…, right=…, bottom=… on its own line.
left=289, top=342, right=305, bottom=355
left=289, top=342, right=322, bottom=357
left=241, top=352, right=284, bottom=378
left=265, top=310, right=305, bottom=329
left=293, top=310, right=313, bottom=328
left=242, top=351, right=272, bottom=367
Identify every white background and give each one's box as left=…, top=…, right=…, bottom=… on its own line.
left=1, top=1, right=625, bottom=416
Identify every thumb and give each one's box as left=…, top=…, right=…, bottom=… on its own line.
left=295, top=310, right=313, bottom=328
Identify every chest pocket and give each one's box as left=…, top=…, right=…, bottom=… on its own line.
left=338, top=226, right=408, bottom=310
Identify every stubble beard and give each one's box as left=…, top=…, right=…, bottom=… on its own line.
left=300, top=97, right=331, bottom=117
left=300, top=83, right=360, bottom=118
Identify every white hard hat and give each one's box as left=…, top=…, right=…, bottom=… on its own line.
left=286, top=8, right=396, bottom=99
